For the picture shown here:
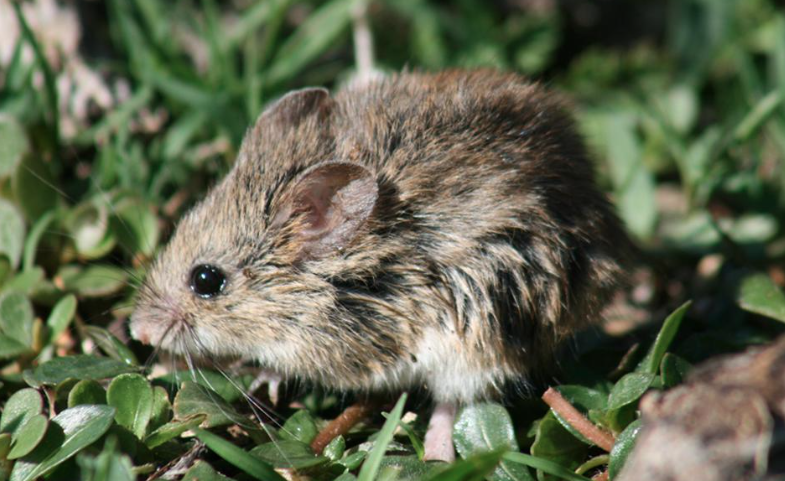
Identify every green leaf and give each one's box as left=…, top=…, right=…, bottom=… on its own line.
left=157, top=370, right=250, bottom=403
left=64, top=201, right=114, bottom=259
left=425, top=449, right=504, bottom=481
left=4, top=267, right=44, bottom=295
left=173, top=381, right=249, bottom=428
left=607, top=373, right=655, bottom=411
left=530, top=412, right=588, bottom=472
left=251, top=439, right=328, bottom=469
left=551, top=386, right=608, bottom=445
left=148, top=386, right=173, bottom=433
left=0, top=114, right=29, bottom=179
left=12, top=152, right=59, bottom=221
left=182, top=460, right=237, bottom=481
left=107, top=373, right=153, bottom=439
left=733, top=90, right=783, bottom=142
left=0, top=200, right=25, bottom=270
left=738, top=273, right=785, bottom=323
left=0, top=334, right=29, bottom=359
left=58, top=265, right=128, bottom=298
left=357, top=393, right=407, bottom=481
left=378, top=455, right=446, bottom=480
left=503, top=453, right=591, bottom=481
left=110, top=196, right=160, bottom=257
left=75, top=435, right=135, bottom=481
left=9, top=405, right=116, bottom=481
left=85, top=326, right=139, bottom=365
left=46, top=294, right=77, bottom=344
left=608, top=419, right=642, bottom=479
left=67, top=380, right=107, bottom=407
left=323, top=434, right=345, bottom=461
left=637, top=301, right=691, bottom=374
left=267, top=0, right=358, bottom=85
left=144, top=415, right=205, bottom=449
left=1, top=388, right=44, bottom=434
left=279, top=410, right=318, bottom=444
left=8, top=414, right=48, bottom=460
left=193, top=427, right=286, bottom=481
left=660, top=353, right=691, bottom=389
left=23, top=355, right=140, bottom=387
left=454, top=403, right=534, bottom=481
left=0, top=291, right=34, bottom=347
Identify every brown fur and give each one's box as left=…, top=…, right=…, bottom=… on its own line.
left=131, top=70, right=631, bottom=404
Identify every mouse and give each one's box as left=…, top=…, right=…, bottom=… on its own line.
left=130, top=70, right=630, bottom=462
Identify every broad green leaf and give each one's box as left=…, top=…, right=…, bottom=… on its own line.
left=551, top=386, right=608, bottom=445
left=503, top=452, right=591, bottom=481
left=173, top=381, right=248, bottom=428
left=145, top=415, right=205, bottom=449
left=660, top=353, right=691, bottom=389
left=85, top=326, right=138, bottom=365
left=12, top=152, right=58, bottom=221
left=323, top=434, right=345, bottom=461
left=608, top=419, right=642, bottom=479
left=279, top=410, right=317, bottom=444
left=530, top=412, right=588, bottom=472
left=23, top=355, right=140, bottom=387
left=182, top=460, right=236, bottom=481
left=454, top=403, right=534, bottom=481
left=357, top=393, right=407, bottom=481
left=9, top=405, right=116, bottom=481
left=1, top=388, right=44, bottom=434
left=107, top=373, right=153, bottom=439
left=58, top=265, right=127, bottom=298
left=68, top=379, right=107, bottom=407
left=377, top=455, right=446, bottom=481
left=0, top=432, right=12, bottom=459
left=607, top=373, right=655, bottom=411
left=738, top=273, right=785, bottom=323
left=0, top=255, right=10, bottom=286
left=8, top=414, right=48, bottom=460
left=0, top=291, right=34, bottom=347
left=637, top=301, right=691, bottom=374
left=4, top=267, right=44, bottom=295
left=75, top=435, right=135, bottom=481
left=111, top=197, right=160, bottom=257
left=424, top=450, right=504, bottom=481
left=733, top=90, right=783, bottom=142
left=251, top=439, right=328, bottom=469
left=158, top=370, right=251, bottom=403
left=339, top=450, right=366, bottom=470
left=0, top=334, right=30, bottom=359
left=0, top=200, right=25, bottom=270
left=148, top=386, right=173, bottom=433
left=193, top=427, right=286, bottom=481
left=46, top=294, right=77, bottom=344
left=0, top=114, right=28, bottom=179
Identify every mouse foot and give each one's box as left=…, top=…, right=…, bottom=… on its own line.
left=249, top=370, right=282, bottom=405
left=423, top=402, right=457, bottom=462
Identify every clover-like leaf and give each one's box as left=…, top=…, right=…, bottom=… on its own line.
left=107, top=373, right=153, bottom=439
left=0, top=200, right=26, bottom=270
left=279, top=410, right=318, bottom=444
left=738, top=273, right=785, bottom=324
left=9, top=405, right=116, bottom=481
left=454, top=403, right=534, bottom=481
left=23, top=355, right=140, bottom=387
left=607, top=373, right=655, bottom=411
left=173, top=381, right=249, bottom=428
left=251, top=440, right=328, bottom=469
left=8, top=414, right=48, bottom=460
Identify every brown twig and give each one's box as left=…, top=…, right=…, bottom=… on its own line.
left=310, top=402, right=376, bottom=454
left=542, top=387, right=616, bottom=452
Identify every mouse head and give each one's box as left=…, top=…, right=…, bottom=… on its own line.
left=130, top=88, right=381, bottom=374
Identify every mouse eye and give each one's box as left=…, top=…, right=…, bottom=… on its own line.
left=189, top=265, right=226, bottom=299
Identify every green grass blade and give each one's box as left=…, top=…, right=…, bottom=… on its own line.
left=357, top=393, right=407, bottom=481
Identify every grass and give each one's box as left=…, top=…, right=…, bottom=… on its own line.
left=1, top=0, right=785, bottom=480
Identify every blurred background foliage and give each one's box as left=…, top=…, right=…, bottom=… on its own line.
left=1, top=0, right=785, bottom=480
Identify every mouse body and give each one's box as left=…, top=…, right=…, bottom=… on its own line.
left=131, top=70, right=629, bottom=461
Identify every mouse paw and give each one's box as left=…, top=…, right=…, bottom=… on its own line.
left=249, top=370, right=282, bottom=406
left=423, top=402, right=457, bottom=462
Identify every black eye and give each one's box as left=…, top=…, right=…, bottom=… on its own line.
left=189, top=265, right=226, bottom=299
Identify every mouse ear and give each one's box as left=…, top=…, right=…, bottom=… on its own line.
left=272, top=162, right=378, bottom=259
left=259, top=87, right=333, bottom=127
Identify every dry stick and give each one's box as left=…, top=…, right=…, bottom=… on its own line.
left=542, top=387, right=616, bottom=452
left=310, top=402, right=376, bottom=454
left=351, top=0, right=375, bottom=83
